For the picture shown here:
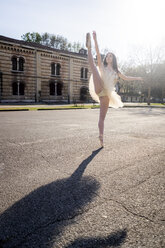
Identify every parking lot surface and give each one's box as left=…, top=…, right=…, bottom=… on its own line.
left=0, top=108, right=164, bottom=247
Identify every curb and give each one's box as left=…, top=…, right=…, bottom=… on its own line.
left=0, top=105, right=164, bottom=112
left=123, top=105, right=165, bottom=108
left=0, top=107, right=100, bottom=112
left=0, top=109, right=30, bottom=112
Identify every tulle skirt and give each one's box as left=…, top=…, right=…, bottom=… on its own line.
left=89, top=70, right=124, bottom=109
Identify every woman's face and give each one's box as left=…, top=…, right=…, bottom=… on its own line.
left=106, top=53, right=113, bottom=64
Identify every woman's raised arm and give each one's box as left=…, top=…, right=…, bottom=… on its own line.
left=118, top=72, right=143, bottom=82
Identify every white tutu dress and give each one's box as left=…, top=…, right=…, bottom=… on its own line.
left=89, top=66, right=124, bottom=109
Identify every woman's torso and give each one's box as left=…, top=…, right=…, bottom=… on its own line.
left=100, top=66, right=118, bottom=92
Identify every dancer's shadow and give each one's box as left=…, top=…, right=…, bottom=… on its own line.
left=0, top=147, right=127, bottom=248
left=65, top=229, right=127, bottom=248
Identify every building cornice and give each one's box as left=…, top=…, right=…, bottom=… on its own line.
left=0, top=35, right=88, bottom=60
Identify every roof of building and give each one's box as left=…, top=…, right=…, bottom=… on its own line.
left=0, top=35, right=88, bottom=58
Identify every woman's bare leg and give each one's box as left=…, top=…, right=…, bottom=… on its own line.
left=86, top=34, right=104, bottom=94
left=98, top=96, right=109, bottom=146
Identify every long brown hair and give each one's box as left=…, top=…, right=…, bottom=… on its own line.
left=103, top=53, right=120, bottom=73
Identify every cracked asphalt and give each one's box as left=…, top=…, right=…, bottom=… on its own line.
left=0, top=107, right=164, bottom=248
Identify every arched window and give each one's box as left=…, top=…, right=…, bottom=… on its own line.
left=80, top=86, right=89, bottom=101
left=49, top=80, right=63, bottom=96
left=85, top=68, right=88, bottom=79
left=51, top=63, right=55, bottom=75
left=81, top=68, right=84, bottom=79
left=80, top=67, right=88, bottom=80
left=12, top=81, right=25, bottom=95
left=51, top=63, right=61, bottom=76
left=19, top=57, right=25, bottom=71
left=12, top=56, right=17, bottom=71
left=56, top=63, right=61, bottom=76
left=11, top=56, right=25, bottom=71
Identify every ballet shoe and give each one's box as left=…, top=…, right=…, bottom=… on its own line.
left=99, top=135, right=104, bottom=147
left=86, top=33, right=91, bottom=49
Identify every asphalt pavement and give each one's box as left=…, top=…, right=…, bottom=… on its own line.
left=0, top=108, right=164, bottom=248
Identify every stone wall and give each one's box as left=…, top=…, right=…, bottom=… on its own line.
left=73, top=58, right=88, bottom=100
left=0, top=44, right=36, bottom=102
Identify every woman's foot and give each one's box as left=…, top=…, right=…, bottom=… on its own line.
left=99, top=135, right=104, bottom=147
left=86, top=33, right=91, bottom=49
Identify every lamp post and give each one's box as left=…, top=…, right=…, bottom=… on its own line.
left=139, top=91, right=141, bottom=103
left=145, top=68, right=151, bottom=106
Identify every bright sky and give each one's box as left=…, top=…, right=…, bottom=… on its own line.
left=0, top=0, right=165, bottom=62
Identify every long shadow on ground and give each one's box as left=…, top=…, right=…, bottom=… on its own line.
left=0, top=147, right=127, bottom=248
left=65, top=229, right=127, bottom=248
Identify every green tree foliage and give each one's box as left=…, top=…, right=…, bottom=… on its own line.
left=21, top=32, right=42, bottom=43
left=21, top=32, right=83, bottom=53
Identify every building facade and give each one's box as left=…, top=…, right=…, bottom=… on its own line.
left=0, top=36, right=91, bottom=103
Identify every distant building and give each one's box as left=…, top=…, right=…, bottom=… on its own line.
left=0, top=35, right=91, bottom=103
left=0, top=36, right=147, bottom=104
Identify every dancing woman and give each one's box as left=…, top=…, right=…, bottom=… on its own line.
left=86, top=31, right=143, bottom=147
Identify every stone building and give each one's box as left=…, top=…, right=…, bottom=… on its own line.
left=0, top=35, right=91, bottom=103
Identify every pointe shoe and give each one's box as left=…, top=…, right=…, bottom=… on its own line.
left=86, top=33, right=91, bottom=49
left=99, top=135, right=104, bottom=147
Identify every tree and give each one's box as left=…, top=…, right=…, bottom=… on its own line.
left=41, top=32, right=50, bottom=46
left=21, top=32, right=42, bottom=43
left=118, top=63, right=144, bottom=101
left=21, top=32, right=83, bottom=53
left=154, top=62, right=165, bottom=103
left=127, top=45, right=165, bottom=105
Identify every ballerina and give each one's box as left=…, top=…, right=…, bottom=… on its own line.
left=86, top=31, right=143, bottom=147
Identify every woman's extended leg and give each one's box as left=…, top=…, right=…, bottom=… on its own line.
left=86, top=33, right=104, bottom=94
left=98, top=96, right=109, bottom=146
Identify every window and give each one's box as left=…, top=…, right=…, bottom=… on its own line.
left=81, top=68, right=84, bottom=79
left=51, top=63, right=55, bottom=75
left=51, top=63, right=61, bottom=76
left=12, top=56, right=17, bottom=71
left=56, top=64, right=61, bottom=76
left=12, top=82, right=18, bottom=95
left=79, top=48, right=87, bottom=55
left=0, top=72, right=3, bottom=94
left=49, top=80, right=63, bottom=96
left=80, top=86, right=88, bottom=101
left=12, top=81, right=25, bottom=95
left=49, top=81, right=55, bottom=95
left=19, top=82, right=25, bottom=95
left=19, top=57, right=25, bottom=71
left=85, top=68, right=88, bottom=78
left=80, top=67, right=88, bottom=80
left=11, top=56, right=25, bottom=71
left=57, top=82, right=62, bottom=95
